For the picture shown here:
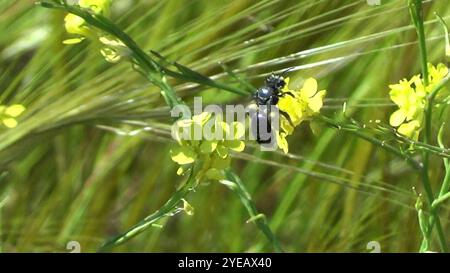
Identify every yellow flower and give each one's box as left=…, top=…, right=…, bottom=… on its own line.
left=388, top=63, right=448, bottom=140
left=63, top=14, right=90, bottom=44
left=0, top=104, right=26, bottom=128
left=428, top=63, right=448, bottom=86
left=99, top=36, right=129, bottom=63
left=278, top=94, right=303, bottom=127
left=62, top=1, right=130, bottom=63
left=397, top=120, right=421, bottom=141
left=389, top=76, right=425, bottom=127
left=276, top=77, right=326, bottom=153
left=300, top=78, right=327, bottom=115
left=170, top=112, right=245, bottom=181
left=63, top=0, right=112, bottom=45
left=170, top=145, right=197, bottom=165
left=276, top=132, right=289, bottom=154
left=280, top=115, right=294, bottom=135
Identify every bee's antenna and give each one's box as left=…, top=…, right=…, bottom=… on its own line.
left=281, top=66, right=296, bottom=77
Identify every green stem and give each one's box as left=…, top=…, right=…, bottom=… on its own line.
left=423, top=125, right=450, bottom=251
left=319, top=115, right=422, bottom=170
left=322, top=113, right=447, bottom=251
left=409, top=0, right=448, bottom=252
left=432, top=191, right=450, bottom=209
left=221, top=170, right=283, bottom=252
left=409, top=0, right=429, bottom=86
left=437, top=124, right=450, bottom=201
left=323, top=115, right=447, bottom=249
left=98, top=172, right=197, bottom=252
left=418, top=170, right=447, bottom=252
left=39, top=1, right=248, bottom=97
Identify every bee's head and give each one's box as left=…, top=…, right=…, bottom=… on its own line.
left=265, top=74, right=285, bottom=90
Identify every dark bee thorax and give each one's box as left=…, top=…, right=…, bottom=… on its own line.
left=252, top=73, right=287, bottom=144
left=254, top=86, right=277, bottom=105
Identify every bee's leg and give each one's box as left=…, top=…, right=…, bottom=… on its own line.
left=279, top=109, right=295, bottom=127
left=256, top=112, right=271, bottom=144
left=256, top=108, right=262, bottom=143
left=262, top=101, right=273, bottom=143
left=256, top=102, right=273, bottom=144
left=279, top=91, right=295, bottom=98
left=266, top=100, right=273, bottom=134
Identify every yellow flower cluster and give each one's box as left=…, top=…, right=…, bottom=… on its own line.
left=0, top=104, right=26, bottom=128
left=63, top=0, right=128, bottom=63
left=389, top=63, right=449, bottom=140
left=276, top=77, right=326, bottom=153
left=170, top=112, right=245, bottom=181
left=63, top=0, right=110, bottom=44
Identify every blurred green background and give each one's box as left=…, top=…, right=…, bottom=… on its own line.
left=0, top=0, right=449, bottom=252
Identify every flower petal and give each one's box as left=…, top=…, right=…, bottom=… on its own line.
left=170, top=146, right=197, bottom=165
left=302, top=78, right=318, bottom=97
left=278, top=95, right=302, bottom=125
left=307, top=90, right=326, bottom=113
left=2, top=118, right=17, bottom=128
left=193, top=112, right=212, bottom=126
left=428, top=63, right=448, bottom=84
left=226, top=140, right=245, bottom=152
left=389, top=109, right=407, bottom=127
left=100, top=47, right=121, bottom=63
left=397, top=120, right=421, bottom=140
left=64, top=14, right=89, bottom=36
left=281, top=77, right=291, bottom=92
left=280, top=116, right=294, bottom=135
left=63, top=38, right=85, bottom=44
left=276, top=132, right=289, bottom=154
left=176, top=166, right=190, bottom=176
left=5, top=104, right=25, bottom=117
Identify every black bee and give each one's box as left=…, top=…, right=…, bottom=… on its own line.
left=252, top=72, right=293, bottom=144
left=254, top=74, right=286, bottom=106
